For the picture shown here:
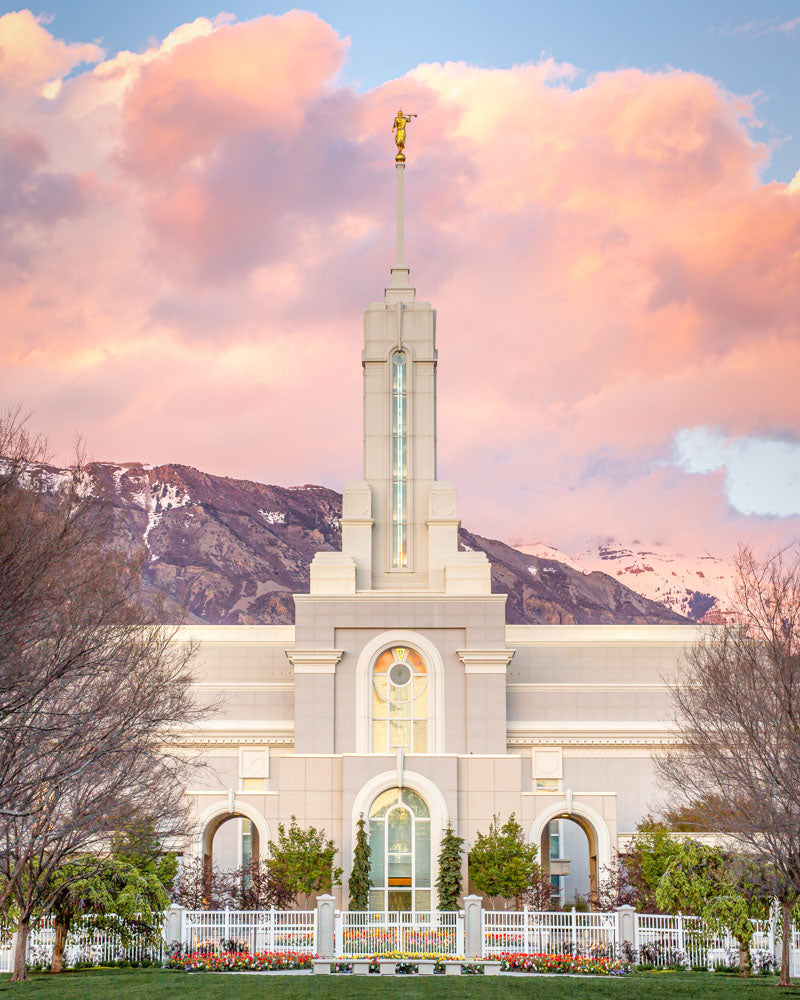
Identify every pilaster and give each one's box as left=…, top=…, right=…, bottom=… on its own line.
left=458, top=649, right=515, bottom=754
left=286, top=649, right=343, bottom=753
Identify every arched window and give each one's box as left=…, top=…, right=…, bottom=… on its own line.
left=372, top=646, right=428, bottom=753
left=368, top=787, right=431, bottom=911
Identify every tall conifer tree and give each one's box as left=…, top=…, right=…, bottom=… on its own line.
left=348, top=814, right=372, bottom=910
left=436, top=823, right=464, bottom=911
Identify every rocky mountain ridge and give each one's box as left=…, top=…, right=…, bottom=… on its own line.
left=516, top=539, right=735, bottom=622
left=26, top=460, right=690, bottom=626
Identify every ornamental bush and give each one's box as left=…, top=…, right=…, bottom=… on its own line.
left=469, top=814, right=541, bottom=909
left=348, top=815, right=371, bottom=910
left=436, top=824, right=464, bottom=911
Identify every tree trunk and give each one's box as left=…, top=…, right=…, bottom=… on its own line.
left=10, top=916, right=30, bottom=983
left=737, top=939, right=751, bottom=977
left=780, top=898, right=792, bottom=987
left=51, top=915, right=69, bottom=974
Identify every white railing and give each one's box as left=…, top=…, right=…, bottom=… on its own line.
left=635, top=913, right=774, bottom=969
left=636, top=912, right=705, bottom=967
left=181, top=908, right=316, bottom=955
left=0, top=914, right=164, bottom=973
left=482, top=907, right=617, bottom=958
left=337, top=910, right=463, bottom=956
left=1, top=904, right=796, bottom=972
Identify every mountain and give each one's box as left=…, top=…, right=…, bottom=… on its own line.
left=515, top=539, right=735, bottom=623
left=24, top=461, right=690, bottom=626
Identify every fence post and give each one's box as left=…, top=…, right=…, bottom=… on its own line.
left=677, top=911, right=685, bottom=959
left=269, top=908, right=276, bottom=953
left=463, top=894, right=483, bottom=959
left=164, top=904, right=185, bottom=957
left=616, top=905, right=635, bottom=960
left=523, top=904, right=530, bottom=954
left=316, top=895, right=336, bottom=959
left=571, top=906, right=577, bottom=954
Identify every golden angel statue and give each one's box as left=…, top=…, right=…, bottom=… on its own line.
left=392, top=109, right=417, bottom=162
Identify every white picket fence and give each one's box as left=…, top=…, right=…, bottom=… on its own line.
left=181, top=908, right=316, bottom=955
left=483, top=908, right=617, bottom=957
left=635, top=912, right=777, bottom=969
left=337, top=910, right=462, bottom=956
left=482, top=907, right=793, bottom=971
left=2, top=904, right=799, bottom=972
left=0, top=914, right=165, bottom=973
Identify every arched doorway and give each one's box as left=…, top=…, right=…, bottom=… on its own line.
left=196, top=804, right=269, bottom=886
left=203, top=814, right=259, bottom=874
left=366, top=787, right=432, bottom=911
left=531, top=801, right=611, bottom=910
left=544, top=818, right=592, bottom=907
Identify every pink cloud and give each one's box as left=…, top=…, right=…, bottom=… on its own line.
left=0, top=11, right=798, bottom=560
left=0, top=10, right=102, bottom=89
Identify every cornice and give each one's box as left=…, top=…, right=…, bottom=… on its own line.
left=457, top=649, right=515, bottom=673
left=285, top=649, right=344, bottom=673
left=507, top=735, right=680, bottom=747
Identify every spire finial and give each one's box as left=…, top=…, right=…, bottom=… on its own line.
left=392, top=109, right=417, bottom=163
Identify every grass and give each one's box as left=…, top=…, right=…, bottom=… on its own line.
left=2, top=970, right=800, bottom=999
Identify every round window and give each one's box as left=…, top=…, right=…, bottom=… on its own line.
left=389, top=662, right=412, bottom=686
left=392, top=350, right=406, bottom=365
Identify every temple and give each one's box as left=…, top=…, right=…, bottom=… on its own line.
left=178, top=128, right=698, bottom=908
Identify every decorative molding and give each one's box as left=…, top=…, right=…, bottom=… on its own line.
left=508, top=721, right=674, bottom=732
left=192, top=682, right=294, bottom=691
left=457, top=649, right=515, bottom=673
left=507, top=682, right=666, bottom=692
left=285, top=649, right=344, bottom=674
left=508, top=735, right=679, bottom=748
left=293, top=593, right=507, bottom=605
left=172, top=736, right=294, bottom=749
left=186, top=789, right=279, bottom=797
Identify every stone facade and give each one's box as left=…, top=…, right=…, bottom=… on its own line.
left=175, top=162, right=698, bottom=906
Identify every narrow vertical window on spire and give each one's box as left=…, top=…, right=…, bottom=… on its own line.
left=391, top=350, right=408, bottom=568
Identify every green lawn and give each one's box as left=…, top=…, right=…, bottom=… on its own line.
left=1, top=971, right=800, bottom=999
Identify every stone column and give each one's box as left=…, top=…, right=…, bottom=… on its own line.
left=463, top=894, right=484, bottom=960
left=316, top=894, right=336, bottom=959
left=617, top=904, right=636, bottom=958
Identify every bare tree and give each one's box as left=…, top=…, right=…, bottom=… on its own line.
left=0, top=410, right=205, bottom=980
left=656, top=543, right=800, bottom=987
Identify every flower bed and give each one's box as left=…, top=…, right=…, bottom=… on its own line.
left=342, top=930, right=457, bottom=953
left=501, top=953, right=634, bottom=976
left=168, top=950, right=314, bottom=972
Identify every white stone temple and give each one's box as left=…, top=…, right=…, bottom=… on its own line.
left=177, top=133, right=699, bottom=908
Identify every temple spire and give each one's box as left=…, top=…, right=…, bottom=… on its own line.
left=389, top=109, right=416, bottom=293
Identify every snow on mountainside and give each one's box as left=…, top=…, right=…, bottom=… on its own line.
left=19, top=460, right=690, bottom=626
left=516, top=539, right=736, bottom=622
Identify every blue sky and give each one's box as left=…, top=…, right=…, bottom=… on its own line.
left=16, top=1, right=800, bottom=183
